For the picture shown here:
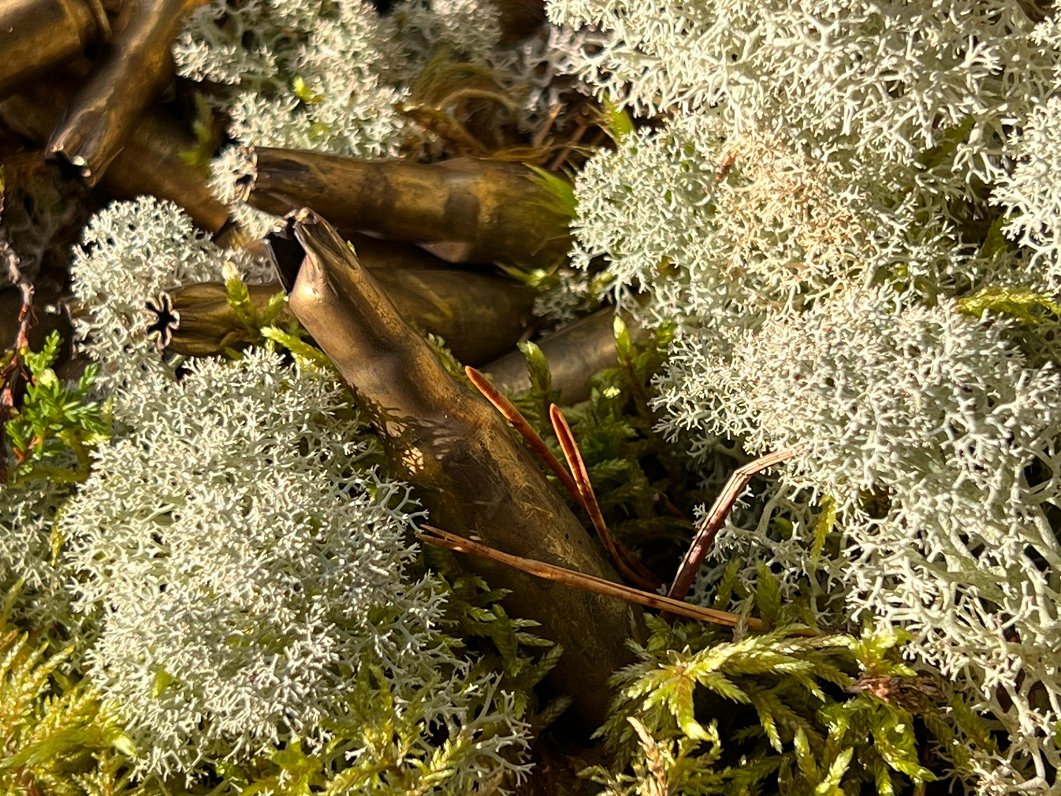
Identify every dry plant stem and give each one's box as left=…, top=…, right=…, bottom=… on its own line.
left=547, top=119, right=589, bottom=172
left=530, top=103, right=562, bottom=150
left=465, top=365, right=581, bottom=502
left=418, top=525, right=763, bottom=631
left=0, top=236, right=32, bottom=483
left=273, top=209, right=641, bottom=727
left=668, top=446, right=803, bottom=603
left=0, top=0, right=108, bottom=99
left=550, top=404, right=661, bottom=590
left=47, top=0, right=206, bottom=184
left=468, top=366, right=659, bottom=589
left=1, top=78, right=227, bottom=232
left=245, top=147, right=572, bottom=269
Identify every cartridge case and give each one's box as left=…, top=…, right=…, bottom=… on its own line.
left=162, top=263, right=534, bottom=365
left=1, top=78, right=228, bottom=233
left=47, top=0, right=205, bottom=184
left=0, top=0, right=109, bottom=99
left=271, top=210, right=640, bottom=727
left=245, top=147, right=573, bottom=270
left=100, top=111, right=229, bottom=234
left=485, top=309, right=645, bottom=404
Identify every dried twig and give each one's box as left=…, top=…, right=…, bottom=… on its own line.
left=550, top=404, right=661, bottom=590
left=418, top=525, right=763, bottom=630
left=667, top=446, right=803, bottom=603
left=546, top=117, right=589, bottom=172
left=0, top=236, right=33, bottom=483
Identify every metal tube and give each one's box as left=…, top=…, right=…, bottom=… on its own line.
left=484, top=309, right=646, bottom=404
left=269, top=209, right=640, bottom=727
left=1, top=78, right=229, bottom=234
left=161, top=264, right=535, bottom=365
left=245, top=147, right=572, bottom=270
left=47, top=0, right=205, bottom=185
left=99, top=110, right=229, bottom=234
left=0, top=0, right=109, bottom=99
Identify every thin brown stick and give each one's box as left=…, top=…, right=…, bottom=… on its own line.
left=667, top=446, right=803, bottom=603
left=530, top=103, right=562, bottom=150
left=547, top=119, right=588, bottom=172
left=550, top=404, right=661, bottom=590
left=418, top=525, right=763, bottom=630
left=466, top=366, right=581, bottom=502
left=0, top=236, right=33, bottom=483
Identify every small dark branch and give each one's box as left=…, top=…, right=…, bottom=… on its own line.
left=667, top=446, right=802, bottom=604
left=546, top=119, right=589, bottom=173
left=550, top=404, right=661, bottom=591
left=0, top=238, right=34, bottom=483
left=530, top=103, right=562, bottom=151
left=417, top=525, right=767, bottom=631
left=465, top=365, right=581, bottom=501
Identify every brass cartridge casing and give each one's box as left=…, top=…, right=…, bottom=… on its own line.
left=47, top=0, right=205, bottom=184
left=1, top=79, right=228, bottom=234
left=0, top=0, right=109, bottom=99
left=245, top=147, right=573, bottom=270
left=484, top=309, right=645, bottom=405
left=161, top=263, right=534, bottom=365
left=271, top=210, right=640, bottom=727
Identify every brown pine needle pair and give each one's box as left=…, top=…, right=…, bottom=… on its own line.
left=466, top=366, right=658, bottom=589
left=666, top=446, right=802, bottom=602
left=548, top=405, right=661, bottom=590
left=425, top=365, right=798, bottom=631
left=418, top=525, right=763, bottom=631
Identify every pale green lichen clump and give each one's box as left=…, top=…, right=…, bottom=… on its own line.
left=549, top=0, right=1061, bottom=790
left=0, top=198, right=532, bottom=788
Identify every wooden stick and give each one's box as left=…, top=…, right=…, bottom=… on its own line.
left=418, top=525, right=762, bottom=631
left=667, top=446, right=802, bottom=602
